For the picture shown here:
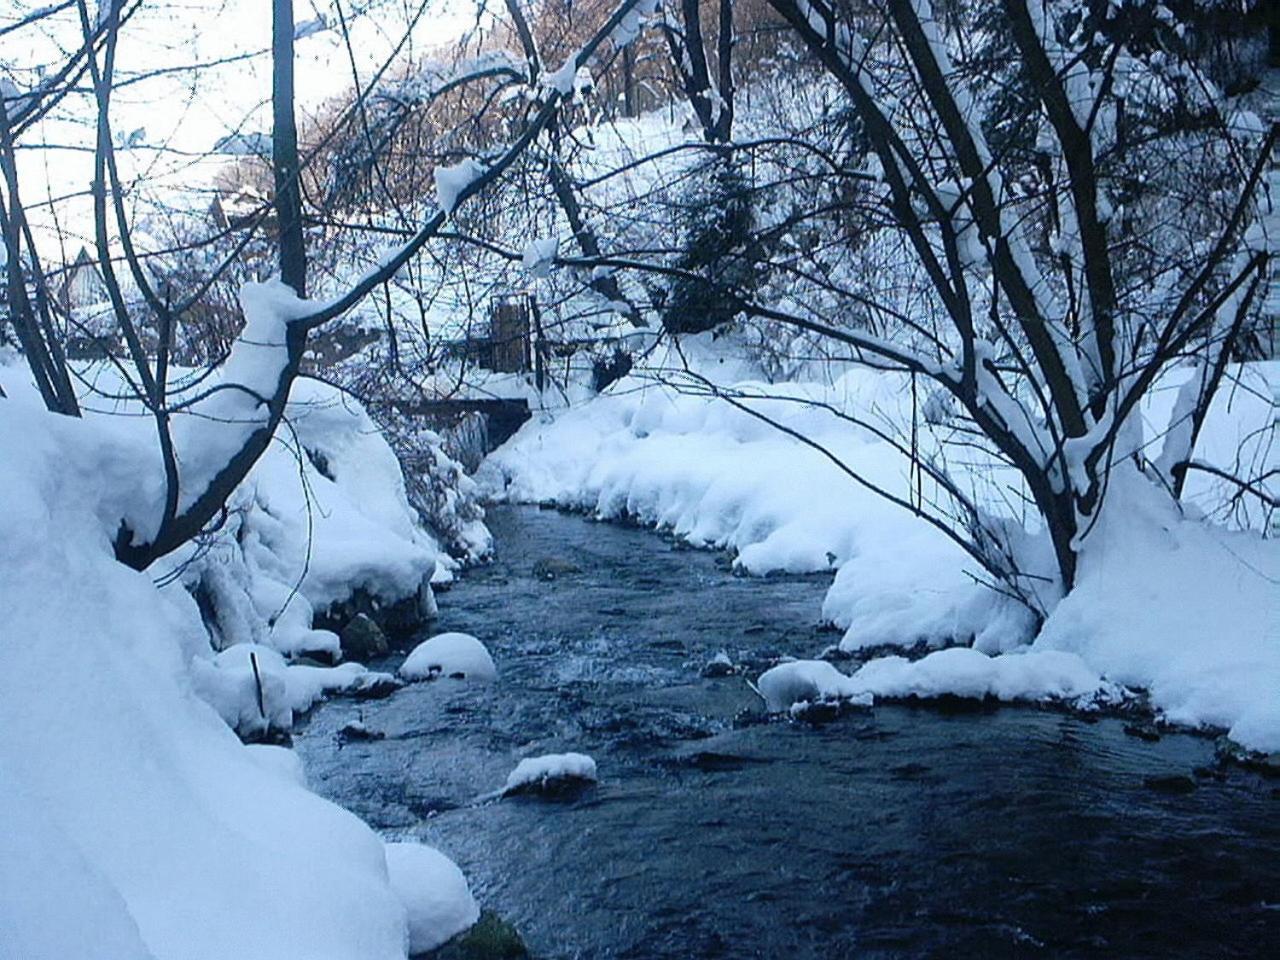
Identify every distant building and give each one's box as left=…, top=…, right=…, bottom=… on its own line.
left=57, top=246, right=108, bottom=312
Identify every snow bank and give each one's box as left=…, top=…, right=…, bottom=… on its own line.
left=481, top=339, right=1016, bottom=650
left=399, top=632, right=497, bottom=681
left=384, top=843, right=480, bottom=954
left=503, top=753, right=598, bottom=793
left=757, top=660, right=869, bottom=712
left=171, top=372, right=444, bottom=661
left=8, top=353, right=447, bottom=669
left=1034, top=469, right=1280, bottom=751
left=849, top=648, right=1118, bottom=705
left=0, top=398, right=410, bottom=959
left=484, top=342, right=1278, bottom=748
left=758, top=650, right=1112, bottom=713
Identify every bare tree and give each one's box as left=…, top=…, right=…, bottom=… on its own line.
left=2, top=0, right=657, bottom=571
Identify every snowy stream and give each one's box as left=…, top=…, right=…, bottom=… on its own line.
left=296, top=506, right=1280, bottom=958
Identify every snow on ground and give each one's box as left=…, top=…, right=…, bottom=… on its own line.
left=503, top=753, right=599, bottom=793
left=482, top=341, right=1279, bottom=750
left=758, top=649, right=1121, bottom=714
left=757, top=660, right=870, bottom=712
left=399, top=631, right=497, bottom=681
left=384, top=843, right=480, bottom=954
left=0, top=397, right=411, bottom=960
left=1034, top=468, right=1280, bottom=752
left=5, top=353, right=447, bottom=669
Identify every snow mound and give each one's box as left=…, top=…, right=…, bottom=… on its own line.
left=193, top=643, right=393, bottom=737
left=503, top=753, right=598, bottom=793
left=756, top=660, right=870, bottom=712
left=1033, top=470, right=1280, bottom=751
left=399, top=632, right=496, bottom=682
left=849, top=648, right=1117, bottom=705
left=384, top=842, right=480, bottom=954
left=0, top=398, right=407, bottom=960
left=243, top=744, right=308, bottom=789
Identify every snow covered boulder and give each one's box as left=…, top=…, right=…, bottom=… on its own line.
left=399, top=632, right=496, bottom=682
left=502, top=752, right=598, bottom=797
left=384, top=842, right=480, bottom=955
left=756, top=660, right=872, bottom=713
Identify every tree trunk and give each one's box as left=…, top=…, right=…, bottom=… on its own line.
left=272, top=0, right=306, bottom=296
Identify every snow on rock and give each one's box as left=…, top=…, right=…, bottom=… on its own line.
left=848, top=648, right=1118, bottom=706
left=384, top=842, right=480, bottom=955
left=193, top=643, right=394, bottom=737
left=503, top=753, right=598, bottom=794
left=0, top=399, right=408, bottom=960
left=435, top=157, right=486, bottom=214
left=756, top=660, right=870, bottom=712
left=399, top=632, right=496, bottom=682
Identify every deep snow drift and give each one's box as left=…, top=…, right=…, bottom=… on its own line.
left=481, top=342, right=1279, bottom=751
left=0, top=351, right=480, bottom=957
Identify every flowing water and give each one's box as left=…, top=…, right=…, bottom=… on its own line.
left=295, top=506, right=1280, bottom=959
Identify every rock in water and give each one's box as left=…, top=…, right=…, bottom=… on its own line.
left=340, top=613, right=389, bottom=660
left=384, top=842, right=480, bottom=955
left=337, top=721, right=384, bottom=744
left=532, top=557, right=581, bottom=580
left=502, top=752, right=597, bottom=797
left=431, top=911, right=528, bottom=959
left=701, top=650, right=735, bottom=678
left=1144, top=774, right=1198, bottom=794
left=400, top=632, right=497, bottom=682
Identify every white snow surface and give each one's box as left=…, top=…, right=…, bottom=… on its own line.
left=757, top=660, right=871, bottom=712
left=434, top=157, right=486, bottom=214
left=384, top=843, right=480, bottom=954
left=2, top=353, right=446, bottom=669
left=503, top=753, right=598, bottom=792
left=849, top=648, right=1120, bottom=704
left=399, top=632, right=497, bottom=681
left=483, top=342, right=1279, bottom=750
left=0, top=397, right=412, bottom=959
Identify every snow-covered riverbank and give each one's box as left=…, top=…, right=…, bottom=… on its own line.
left=0, top=359, right=482, bottom=959
left=481, top=343, right=1280, bottom=752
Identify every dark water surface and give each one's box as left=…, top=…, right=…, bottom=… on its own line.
left=296, top=506, right=1280, bottom=959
